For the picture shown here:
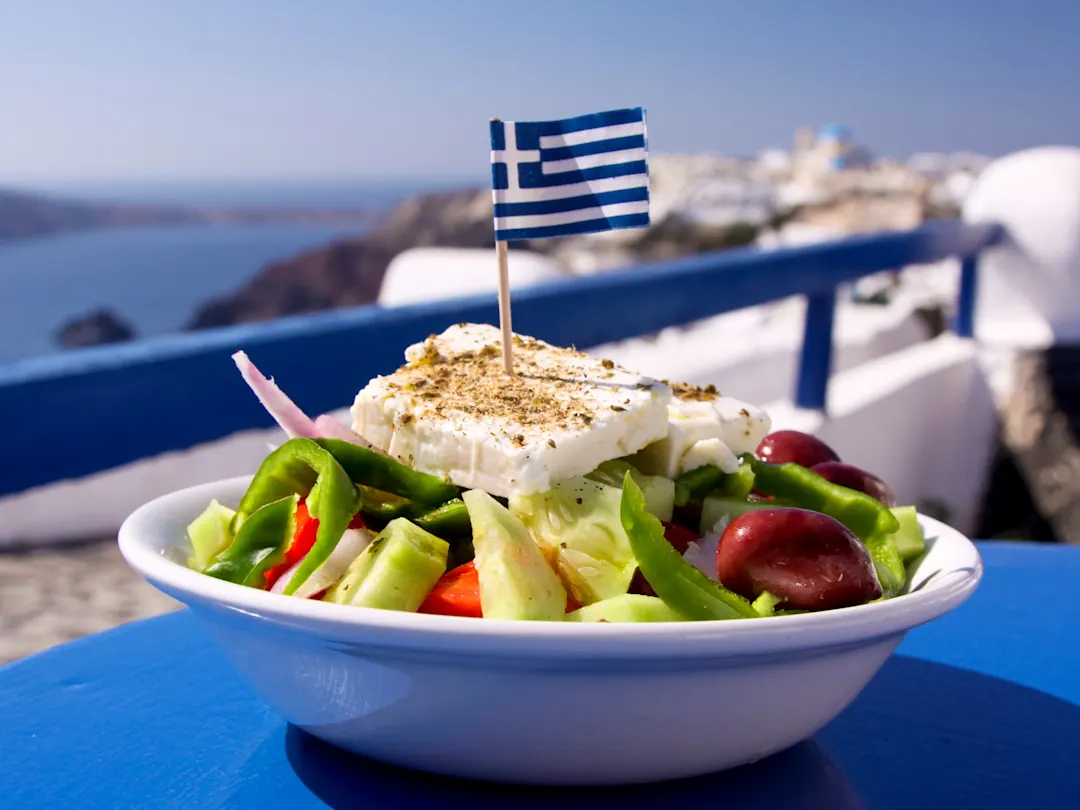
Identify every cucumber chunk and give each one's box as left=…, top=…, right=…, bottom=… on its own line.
left=465, top=489, right=567, bottom=621
left=586, top=459, right=675, bottom=522
left=567, top=594, right=685, bottom=623
left=324, top=517, right=448, bottom=611
left=700, top=496, right=776, bottom=535
left=187, top=498, right=236, bottom=571
left=889, top=505, right=926, bottom=563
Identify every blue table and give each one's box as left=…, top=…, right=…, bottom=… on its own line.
left=2, top=542, right=1078, bottom=809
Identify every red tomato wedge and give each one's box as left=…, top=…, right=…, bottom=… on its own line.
left=418, top=560, right=580, bottom=618
left=265, top=501, right=318, bottom=589
left=418, top=561, right=483, bottom=618
left=264, top=501, right=367, bottom=590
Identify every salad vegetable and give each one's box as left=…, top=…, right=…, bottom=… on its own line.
left=745, top=456, right=899, bottom=541
left=673, top=465, right=726, bottom=507
left=889, top=505, right=927, bottom=562
left=510, top=477, right=639, bottom=606
left=228, top=438, right=359, bottom=595
left=568, top=594, right=685, bottom=623
left=203, top=495, right=298, bottom=589
left=622, top=474, right=758, bottom=620
left=467, top=489, right=567, bottom=621
left=413, top=499, right=472, bottom=537
left=419, top=561, right=484, bottom=618
left=325, top=518, right=448, bottom=610
left=317, top=438, right=460, bottom=506
left=186, top=324, right=932, bottom=625
left=186, top=499, right=235, bottom=571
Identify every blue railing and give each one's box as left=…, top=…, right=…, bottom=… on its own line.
left=0, top=219, right=1003, bottom=498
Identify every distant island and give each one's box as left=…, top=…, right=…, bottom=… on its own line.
left=0, top=187, right=381, bottom=242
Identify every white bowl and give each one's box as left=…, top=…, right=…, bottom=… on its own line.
left=119, top=475, right=982, bottom=786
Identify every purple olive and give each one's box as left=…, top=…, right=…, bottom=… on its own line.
left=810, top=462, right=897, bottom=507
left=756, top=430, right=840, bottom=469
left=716, top=508, right=882, bottom=611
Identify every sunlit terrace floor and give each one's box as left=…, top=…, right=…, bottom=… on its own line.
left=0, top=540, right=178, bottom=666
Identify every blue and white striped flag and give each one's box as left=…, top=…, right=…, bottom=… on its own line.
left=490, top=107, right=650, bottom=242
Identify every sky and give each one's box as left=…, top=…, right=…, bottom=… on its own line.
left=3, top=0, right=1079, bottom=184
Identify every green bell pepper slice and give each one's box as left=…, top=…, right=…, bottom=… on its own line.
left=316, top=439, right=460, bottom=506
left=751, top=590, right=783, bottom=617
left=674, top=460, right=756, bottom=507
left=673, top=465, right=726, bottom=507
left=621, top=473, right=758, bottom=621
left=413, top=498, right=471, bottom=536
left=233, top=438, right=360, bottom=595
left=744, top=456, right=899, bottom=542
left=718, top=461, right=756, bottom=500
left=357, top=486, right=413, bottom=528
left=204, top=495, right=298, bottom=588
left=358, top=488, right=470, bottom=538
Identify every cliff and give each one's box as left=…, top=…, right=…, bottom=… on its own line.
left=185, top=156, right=945, bottom=330
left=186, top=187, right=500, bottom=328
left=188, top=238, right=401, bottom=329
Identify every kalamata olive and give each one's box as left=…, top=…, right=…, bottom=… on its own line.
left=756, top=430, right=840, bottom=468
left=715, top=508, right=882, bottom=611
left=810, top=461, right=897, bottom=507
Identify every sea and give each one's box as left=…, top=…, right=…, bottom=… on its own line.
left=0, top=178, right=480, bottom=366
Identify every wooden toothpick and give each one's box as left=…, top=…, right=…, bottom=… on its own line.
left=496, top=240, right=514, bottom=375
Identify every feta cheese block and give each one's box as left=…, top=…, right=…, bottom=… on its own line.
left=629, top=382, right=771, bottom=477
left=351, top=323, right=672, bottom=497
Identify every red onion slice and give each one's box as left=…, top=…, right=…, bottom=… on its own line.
left=270, top=527, right=374, bottom=598
left=232, top=351, right=321, bottom=440
left=314, top=413, right=379, bottom=451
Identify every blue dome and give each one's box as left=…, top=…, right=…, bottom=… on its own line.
left=818, top=123, right=850, bottom=141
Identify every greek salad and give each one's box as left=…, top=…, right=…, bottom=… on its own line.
left=187, top=323, right=925, bottom=622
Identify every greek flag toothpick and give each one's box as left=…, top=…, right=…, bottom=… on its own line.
left=488, top=107, right=651, bottom=373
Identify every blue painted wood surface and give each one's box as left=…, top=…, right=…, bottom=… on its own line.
left=0, top=542, right=1075, bottom=809
left=955, top=255, right=980, bottom=338
left=794, top=290, right=837, bottom=410
left=0, top=220, right=1003, bottom=497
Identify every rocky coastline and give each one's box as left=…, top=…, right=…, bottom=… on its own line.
left=183, top=160, right=949, bottom=332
